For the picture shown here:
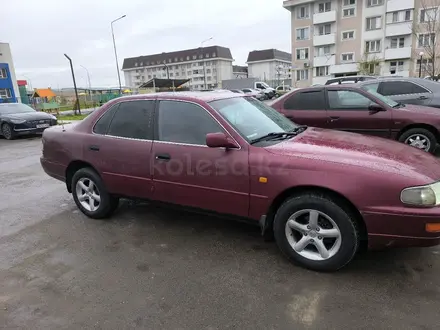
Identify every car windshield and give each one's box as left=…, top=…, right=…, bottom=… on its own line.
left=209, top=97, right=298, bottom=142
left=0, top=103, right=36, bottom=114
left=363, top=88, right=399, bottom=108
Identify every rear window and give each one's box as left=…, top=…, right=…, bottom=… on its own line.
left=284, top=90, right=326, bottom=110
left=381, top=81, right=429, bottom=96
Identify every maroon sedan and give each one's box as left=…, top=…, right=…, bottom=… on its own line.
left=271, top=85, right=440, bottom=153
left=41, top=92, right=440, bottom=271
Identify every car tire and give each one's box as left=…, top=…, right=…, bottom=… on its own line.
left=2, top=123, right=15, bottom=140
left=398, top=128, right=437, bottom=153
left=273, top=192, right=360, bottom=272
left=72, top=167, right=119, bottom=219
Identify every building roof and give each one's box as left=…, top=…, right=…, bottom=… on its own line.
left=246, top=49, right=291, bottom=63
left=33, top=88, right=56, bottom=99
left=122, top=46, right=233, bottom=70
left=233, top=65, right=248, bottom=73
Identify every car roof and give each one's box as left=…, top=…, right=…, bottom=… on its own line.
left=109, top=91, right=244, bottom=103
left=358, top=77, right=440, bottom=89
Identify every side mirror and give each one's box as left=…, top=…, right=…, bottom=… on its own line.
left=368, top=103, right=385, bottom=113
left=206, top=132, right=239, bottom=149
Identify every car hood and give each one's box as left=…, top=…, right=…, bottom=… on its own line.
left=2, top=111, right=55, bottom=120
left=264, top=127, right=440, bottom=182
left=397, top=104, right=440, bottom=115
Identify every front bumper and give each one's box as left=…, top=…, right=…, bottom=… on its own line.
left=363, top=210, right=440, bottom=249
left=13, top=119, right=57, bottom=135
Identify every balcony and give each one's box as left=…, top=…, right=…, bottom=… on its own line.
left=330, top=63, right=358, bottom=75
left=385, top=23, right=412, bottom=37
left=386, top=0, right=414, bottom=12
left=313, top=55, right=335, bottom=67
left=313, top=33, right=336, bottom=46
left=384, top=47, right=412, bottom=60
left=313, top=10, right=336, bottom=25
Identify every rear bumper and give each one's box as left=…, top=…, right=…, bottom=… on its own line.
left=40, top=157, right=66, bottom=182
left=363, top=210, right=440, bottom=249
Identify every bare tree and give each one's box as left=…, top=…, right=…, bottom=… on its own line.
left=357, top=50, right=382, bottom=76
left=412, top=0, right=440, bottom=79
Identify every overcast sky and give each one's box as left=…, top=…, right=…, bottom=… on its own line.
left=1, top=0, right=291, bottom=89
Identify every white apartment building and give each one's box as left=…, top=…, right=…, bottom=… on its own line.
left=246, top=49, right=292, bottom=82
left=283, top=0, right=440, bottom=87
left=122, top=46, right=234, bottom=90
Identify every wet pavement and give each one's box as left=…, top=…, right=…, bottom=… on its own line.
left=1, top=136, right=440, bottom=329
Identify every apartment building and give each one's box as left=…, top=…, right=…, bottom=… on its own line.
left=122, top=46, right=234, bottom=90
left=246, top=49, right=292, bottom=81
left=0, top=42, right=19, bottom=102
left=283, top=0, right=440, bottom=87
left=232, top=65, right=248, bottom=79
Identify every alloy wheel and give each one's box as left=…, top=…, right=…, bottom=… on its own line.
left=2, top=124, right=12, bottom=140
left=404, top=134, right=431, bottom=151
left=285, top=209, right=342, bottom=261
left=76, top=177, right=101, bottom=212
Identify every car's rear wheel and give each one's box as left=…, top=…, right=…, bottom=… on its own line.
left=2, top=123, right=14, bottom=140
left=398, top=128, right=437, bottom=153
left=72, top=167, right=119, bottom=219
left=273, top=193, right=360, bottom=272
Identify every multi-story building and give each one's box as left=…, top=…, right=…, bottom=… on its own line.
left=122, top=46, right=234, bottom=90
left=246, top=49, right=292, bottom=82
left=283, top=0, right=440, bottom=87
left=0, top=42, right=19, bottom=103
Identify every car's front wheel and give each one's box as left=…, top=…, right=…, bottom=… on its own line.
left=398, top=128, right=437, bottom=153
left=72, top=167, right=119, bottom=219
left=2, top=123, right=14, bottom=140
left=273, top=193, right=360, bottom=272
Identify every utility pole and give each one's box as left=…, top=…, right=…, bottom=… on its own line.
left=163, top=62, right=170, bottom=79
left=419, top=51, right=424, bottom=78
left=64, top=54, right=81, bottom=115
left=111, top=15, right=126, bottom=95
left=80, top=65, right=92, bottom=103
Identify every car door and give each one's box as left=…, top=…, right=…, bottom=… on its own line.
left=84, top=100, right=155, bottom=199
left=378, top=81, right=433, bottom=106
left=151, top=99, right=249, bottom=217
left=325, top=88, right=392, bottom=138
left=277, top=89, right=329, bottom=128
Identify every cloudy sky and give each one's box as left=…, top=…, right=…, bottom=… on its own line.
left=1, top=0, right=291, bottom=89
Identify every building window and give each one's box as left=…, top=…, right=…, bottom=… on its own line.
left=342, top=30, right=355, bottom=40
left=296, top=69, right=309, bottom=81
left=366, top=16, right=382, bottom=30
left=367, top=0, right=383, bottom=7
left=206, top=69, right=211, bottom=74
left=134, top=62, right=138, bottom=67
left=212, top=52, right=216, bottom=57
left=296, top=27, right=310, bottom=40
left=420, top=7, right=438, bottom=23
left=343, top=0, right=355, bottom=6
left=341, top=53, right=354, bottom=62
left=148, top=75, right=152, bottom=79
left=0, top=88, right=12, bottom=98
left=318, top=2, right=331, bottom=12
left=296, top=48, right=309, bottom=60
left=297, top=5, right=309, bottom=19
left=405, top=10, right=411, bottom=21
left=390, top=37, right=405, bottom=48
left=343, top=8, right=355, bottom=17
left=418, top=33, right=436, bottom=47
left=318, top=24, right=331, bottom=35
left=0, top=68, right=7, bottom=79
left=316, top=45, right=331, bottom=56
left=315, top=66, right=329, bottom=76
left=366, top=40, right=381, bottom=53
left=389, top=61, right=405, bottom=74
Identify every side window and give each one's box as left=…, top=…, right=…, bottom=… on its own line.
left=93, top=103, right=118, bottom=134
left=361, top=82, right=380, bottom=93
left=381, top=81, right=414, bottom=96
left=157, top=101, right=223, bottom=145
left=411, top=83, right=429, bottom=94
left=284, top=90, right=326, bottom=110
left=107, top=100, right=154, bottom=140
left=328, top=90, right=372, bottom=110
left=256, top=83, right=263, bottom=89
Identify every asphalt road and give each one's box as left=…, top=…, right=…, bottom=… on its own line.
left=1, top=136, right=440, bottom=329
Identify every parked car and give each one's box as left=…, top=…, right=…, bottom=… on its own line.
left=0, top=103, right=57, bottom=140
left=41, top=92, right=440, bottom=272
left=271, top=85, right=440, bottom=153
left=325, top=75, right=377, bottom=85
left=275, top=85, right=292, bottom=97
left=242, top=88, right=266, bottom=100
left=359, top=77, right=440, bottom=109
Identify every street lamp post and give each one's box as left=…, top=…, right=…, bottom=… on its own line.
left=200, top=37, right=213, bottom=90
left=64, top=53, right=81, bottom=115
left=111, top=15, right=126, bottom=95
left=80, top=65, right=92, bottom=103
left=419, top=51, right=424, bottom=78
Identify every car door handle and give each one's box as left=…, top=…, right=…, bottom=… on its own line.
left=418, top=96, right=429, bottom=100
left=329, top=116, right=340, bottom=122
left=155, top=153, right=171, bottom=161
left=89, top=145, right=100, bottom=151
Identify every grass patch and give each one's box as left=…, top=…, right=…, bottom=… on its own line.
left=58, top=113, right=90, bottom=121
